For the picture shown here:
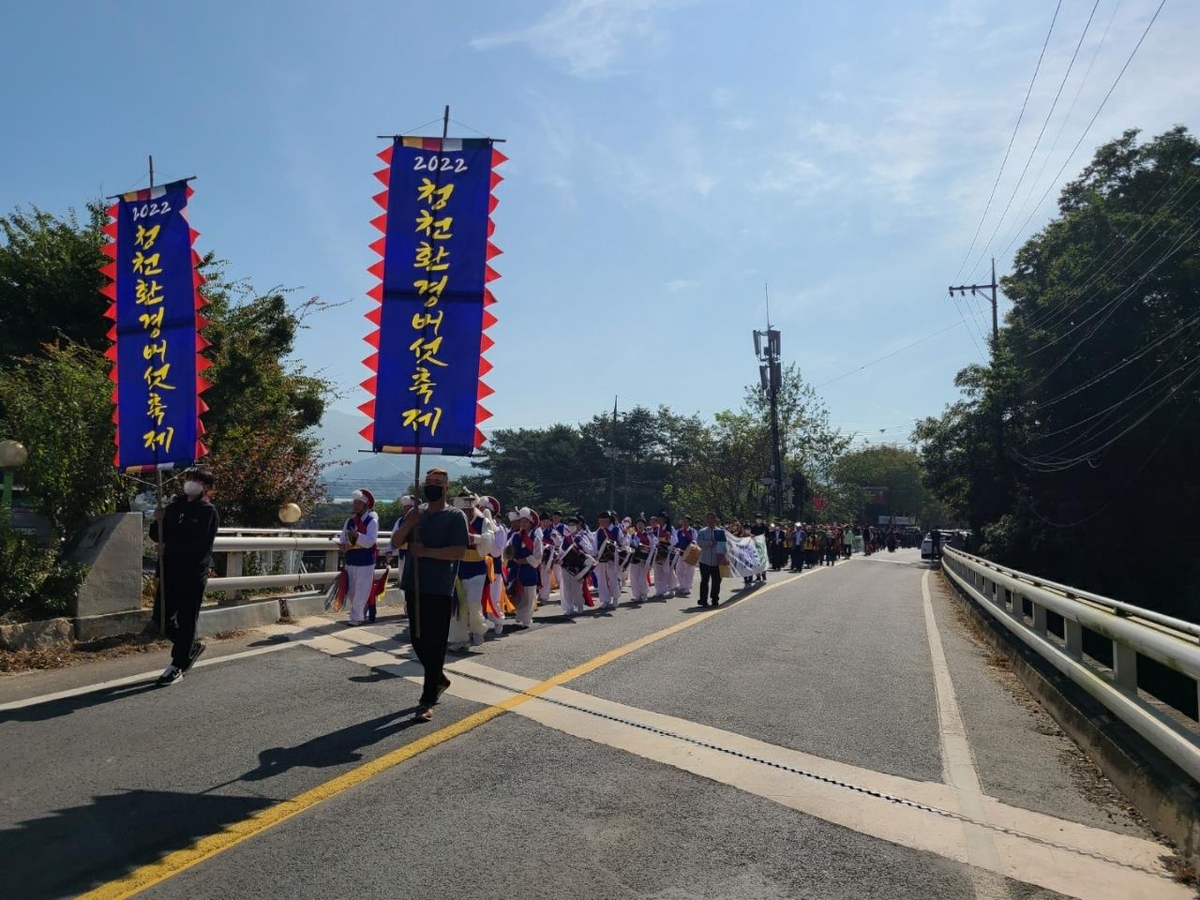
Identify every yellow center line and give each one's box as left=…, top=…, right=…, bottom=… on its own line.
left=80, top=567, right=824, bottom=900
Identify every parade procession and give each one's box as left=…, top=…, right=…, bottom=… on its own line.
left=9, top=3, right=1200, bottom=896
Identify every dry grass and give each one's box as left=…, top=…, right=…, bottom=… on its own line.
left=0, top=631, right=168, bottom=674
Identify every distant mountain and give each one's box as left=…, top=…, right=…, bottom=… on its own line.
left=313, top=407, right=483, bottom=501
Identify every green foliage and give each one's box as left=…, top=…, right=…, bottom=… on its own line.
left=196, top=264, right=336, bottom=526
left=916, top=127, right=1200, bottom=616
left=0, top=522, right=87, bottom=618
left=0, top=202, right=110, bottom=362
left=0, top=342, right=124, bottom=544
left=474, top=407, right=707, bottom=520
left=471, top=368, right=845, bottom=527
left=828, top=445, right=939, bottom=526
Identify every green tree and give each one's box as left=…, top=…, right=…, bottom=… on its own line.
left=0, top=342, right=123, bottom=543
left=0, top=203, right=109, bottom=362
left=829, top=445, right=935, bottom=526
left=917, top=127, right=1200, bottom=615
left=198, top=271, right=335, bottom=525
left=744, top=362, right=849, bottom=519
left=676, top=410, right=769, bottom=520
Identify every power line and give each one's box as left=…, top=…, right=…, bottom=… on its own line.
left=1033, top=311, right=1200, bottom=408
left=1000, top=0, right=1125, bottom=260
left=963, top=0, right=1102, bottom=283
left=1024, top=213, right=1200, bottom=391
left=1019, top=360, right=1199, bottom=471
left=951, top=0, right=1063, bottom=285
left=993, top=0, right=1169, bottom=266
left=1024, top=389, right=1191, bottom=527
left=1019, top=174, right=1200, bottom=338
left=813, top=308, right=989, bottom=389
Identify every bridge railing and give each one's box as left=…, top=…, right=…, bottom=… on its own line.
left=941, top=546, right=1200, bottom=783
left=207, top=529, right=399, bottom=596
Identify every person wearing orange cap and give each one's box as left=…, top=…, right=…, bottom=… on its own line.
left=338, top=488, right=380, bottom=625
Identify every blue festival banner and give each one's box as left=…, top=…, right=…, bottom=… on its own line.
left=100, top=180, right=210, bottom=471
left=360, top=137, right=504, bottom=456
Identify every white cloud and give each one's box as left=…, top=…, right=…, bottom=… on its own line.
left=665, top=278, right=700, bottom=292
left=470, top=0, right=681, bottom=78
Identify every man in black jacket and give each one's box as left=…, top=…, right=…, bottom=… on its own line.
left=150, top=467, right=219, bottom=687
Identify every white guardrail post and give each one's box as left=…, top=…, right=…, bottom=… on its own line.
left=207, top=530, right=398, bottom=595
left=940, top=546, right=1200, bottom=784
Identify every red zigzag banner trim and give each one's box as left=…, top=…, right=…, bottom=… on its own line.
left=360, top=141, right=506, bottom=451
left=100, top=186, right=212, bottom=472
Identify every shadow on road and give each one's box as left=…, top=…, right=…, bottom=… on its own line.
left=0, top=681, right=159, bottom=724
left=239, top=708, right=423, bottom=783
left=0, top=789, right=273, bottom=900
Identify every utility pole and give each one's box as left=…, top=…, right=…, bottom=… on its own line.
left=609, top=395, right=617, bottom=511
left=754, top=308, right=784, bottom=521
left=948, top=256, right=999, bottom=355
left=949, top=257, right=1006, bottom=497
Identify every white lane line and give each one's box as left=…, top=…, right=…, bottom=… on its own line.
left=921, top=568, right=1010, bottom=900
left=422, top=660, right=1186, bottom=900
left=0, top=642, right=301, bottom=712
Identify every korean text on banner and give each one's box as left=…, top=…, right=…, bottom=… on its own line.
left=361, top=137, right=505, bottom=456
left=101, top=180, right=209, bottom=471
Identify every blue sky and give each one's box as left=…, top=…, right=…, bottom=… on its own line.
left=3, top=0, right=1198, bottom=488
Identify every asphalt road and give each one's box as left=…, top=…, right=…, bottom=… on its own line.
left=0, top=551, right=1185, bottom=900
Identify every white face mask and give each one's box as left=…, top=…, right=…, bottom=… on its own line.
left=452, top=497, right=474, bottom=510
left=567, top=524, right=578, bottom=534
left=182, top=481, right=204, bottom=498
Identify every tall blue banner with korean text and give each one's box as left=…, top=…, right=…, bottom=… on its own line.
left=100, top=180, right=211, bottom=471
left=361, top=137, right=505, bottom=455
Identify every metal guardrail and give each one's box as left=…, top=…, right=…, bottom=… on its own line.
left=941, top=546, right=1200, bottom=783
left=208, top=529, right=398, bottom=594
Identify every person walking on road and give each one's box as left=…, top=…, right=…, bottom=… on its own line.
left=150, top=467, right=219, bottom=687
left=391, top=468, right=469, bottom=722
left=338, top=488, right=380, bottom=625
left=696, top=512, right=727, bottom=608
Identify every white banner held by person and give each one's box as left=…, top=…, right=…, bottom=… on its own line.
left=726, top=534, right=768, bottom=577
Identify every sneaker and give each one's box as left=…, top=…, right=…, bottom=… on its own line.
left=156, top=665, right=183, bottom=687
left=184, top=642, right=206, bottom=673
left=446, top=645, right=471, bottom=655
left=470, top=633, right=485, bottom=647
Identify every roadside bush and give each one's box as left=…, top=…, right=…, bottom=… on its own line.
left=0, top=523, right=87, bottom=619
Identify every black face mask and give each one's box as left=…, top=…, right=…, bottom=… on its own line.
left=423, top=484, right=445, bottom=502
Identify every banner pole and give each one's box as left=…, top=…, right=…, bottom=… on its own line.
left=147, top=156, right=169, bottom=640
left=411, top=105, right=450, bottom=645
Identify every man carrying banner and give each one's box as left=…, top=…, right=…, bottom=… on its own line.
left=392, top=468, right=469, bottom=721
left=696, top=511, right=727, bottom=608
left=151, top=468, right=219, bottom=687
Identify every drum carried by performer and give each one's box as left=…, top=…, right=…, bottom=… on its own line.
left=558, top=515, right=596, bottom=615
left=627, top=517, right=652, bottom=603
left=538, top=520, right=561, bottom=605
left=506, top=507, right=542, bottom=628
left=447, top=492, right=495, bottom=653
left=593, top=510, right=624, bottom=610
left=651, top=512, right=678, bottom=599
left=675, top=514, right=699, bottom=597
